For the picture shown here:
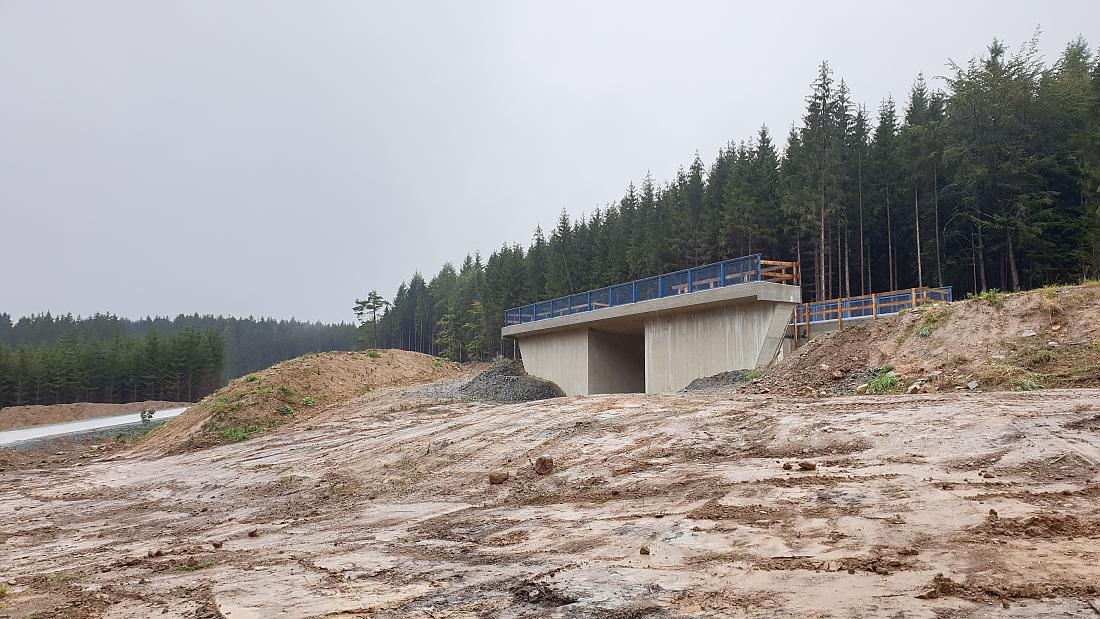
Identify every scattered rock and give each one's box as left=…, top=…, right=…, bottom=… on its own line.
left=988, top=509, right=998, bottom=518
left=1020, top=329, right=1037, bottom=337
left=982, top=471, right=995, bottom=479
left=831, top=370, right=844, bottom=380
left=782, top=462, right=793, bottom=470
left=247, top=529, right=259, bottom=538
left=855, top=383, right=869, bottom=395
left=639, top=545, right=651, bottom=555
left=211, top=540, right=223, bottom=550
left=991, top=354, right=1006, bottom=361
left=533, top=454, right=554, bottom=475
left=1051, top=324, right=1062, bottom=332
left=797, top=461, right=817, bottom=471
left=819, top=364, right=831, bottom=372
left=967, top=380, right=979, bottom=390
left=488, top=471, right=510, bottom=485
left=906, top=382, right=923, bottom=394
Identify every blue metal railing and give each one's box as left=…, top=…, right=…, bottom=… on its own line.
left=504, top=254, right=765, bottom=326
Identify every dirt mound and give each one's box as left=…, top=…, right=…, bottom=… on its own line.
left=457, top=360, right=565, bottom=403
left=757, top=283, right=1100, bottom=396
left=139, top=350, right=463, bottom=453
left=0, top=400, right=189, bottom=432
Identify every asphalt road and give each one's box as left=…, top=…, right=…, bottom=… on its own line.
left=0, top=407, right=188, bottom=447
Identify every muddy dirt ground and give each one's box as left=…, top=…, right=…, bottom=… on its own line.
left=2, top=385, right=1099, bottom=618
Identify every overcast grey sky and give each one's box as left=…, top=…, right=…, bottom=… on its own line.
left=1, top=1, right=1095, bottom=323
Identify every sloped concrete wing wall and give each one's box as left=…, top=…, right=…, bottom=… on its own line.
left=643, top=300, right=796, bottom=393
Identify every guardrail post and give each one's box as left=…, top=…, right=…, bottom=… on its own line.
left=587, top=292, right=592, bottom=311
left=631, top=281, right=636, bottom=303
left=756, top=255, right=762, bottom=281
left=687, top=269, right=693, bottom=293
left=658, top=276, right=664, bottom=298
left=719, top=261, right=726, bottom=287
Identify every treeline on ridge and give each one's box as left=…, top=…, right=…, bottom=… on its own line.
left=0, top=312, right=358, bottom=408
left=0, top=329, right=224, bottom=408
left=360, top=36, right=1100, bottom=362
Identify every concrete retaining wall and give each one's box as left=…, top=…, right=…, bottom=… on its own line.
left=644, top=300, right=795, bottom=393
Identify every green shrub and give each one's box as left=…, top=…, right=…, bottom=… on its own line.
left=301, top=396, right=316, bottom=407
left=276, top=404, right=295, bottom=416
left=867, top=373, right=899, bottom=395
left=244, top=374, right=259, bottom=382
left=433, top=357, right=445, bottom=367
left=367, top=350, right=381, bottom=358
left=221, top=426, right=257, bottom=442
left=916, top=325, right=932, bottom=338
left=745, top=368, right=763, bottom=380
left=1013, top=377, right=1043, bottom=391
left=277, top=385, right=296, bottom=396
left=139, top=409, right=156, bottom=424
left=880, top=364, right=895, bottom=374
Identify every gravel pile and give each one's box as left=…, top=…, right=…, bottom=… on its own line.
left=456, top=361, right=565, bottom=404
left=682, top=369, right=755, bottom=392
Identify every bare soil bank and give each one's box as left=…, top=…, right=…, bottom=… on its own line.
left=1, top=384, right=1097, bottom=617
left=139, top=349, right=465, bottom=453
left=0, top=400, right=190, bottom=432
left=755, top=283, right=1100, bottom=397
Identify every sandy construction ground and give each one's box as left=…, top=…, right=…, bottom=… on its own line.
left=1, top=385, right=1099, bottom=618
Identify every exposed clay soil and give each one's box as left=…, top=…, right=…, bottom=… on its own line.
left=0, top=401, right=190, bottom=432
left=754, top=283, right=1100, bottom=397
left=2, top=383, right=1098, bottom=617
left=138, top=349, right=465, bottom=453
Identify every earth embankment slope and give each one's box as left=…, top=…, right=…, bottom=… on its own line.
left=138, top=349, right=466, bottom=453
left=759, top=283, right=1100, bottom=395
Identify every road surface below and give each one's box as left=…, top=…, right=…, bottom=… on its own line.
left=0, top=406, right=188, bottom=447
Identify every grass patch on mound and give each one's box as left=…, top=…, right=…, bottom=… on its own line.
left=966, top=288, right=1007, bottom=309
left=867, top=367, right=900, bottom=395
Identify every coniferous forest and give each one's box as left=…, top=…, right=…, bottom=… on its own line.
left=360, top=37, right=1100, bottom=362
left=0, top=313, right=357, bottom=407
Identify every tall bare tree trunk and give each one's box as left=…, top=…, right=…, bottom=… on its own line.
left=933, top=160, right=942, bottom=287
left=976, top=217, right=987, bottom=292
left=858, top=147, right=865, bottom=295
left=819, top=198, right=826, bottom=302
left=886, top=192, right=895, bottom=290
left=914, top=186, right=923, bottom=288
left=1006, top=229, right=1020, bottom=291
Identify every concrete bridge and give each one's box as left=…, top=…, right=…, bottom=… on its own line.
left=501, top=256, right=801, bottom=395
